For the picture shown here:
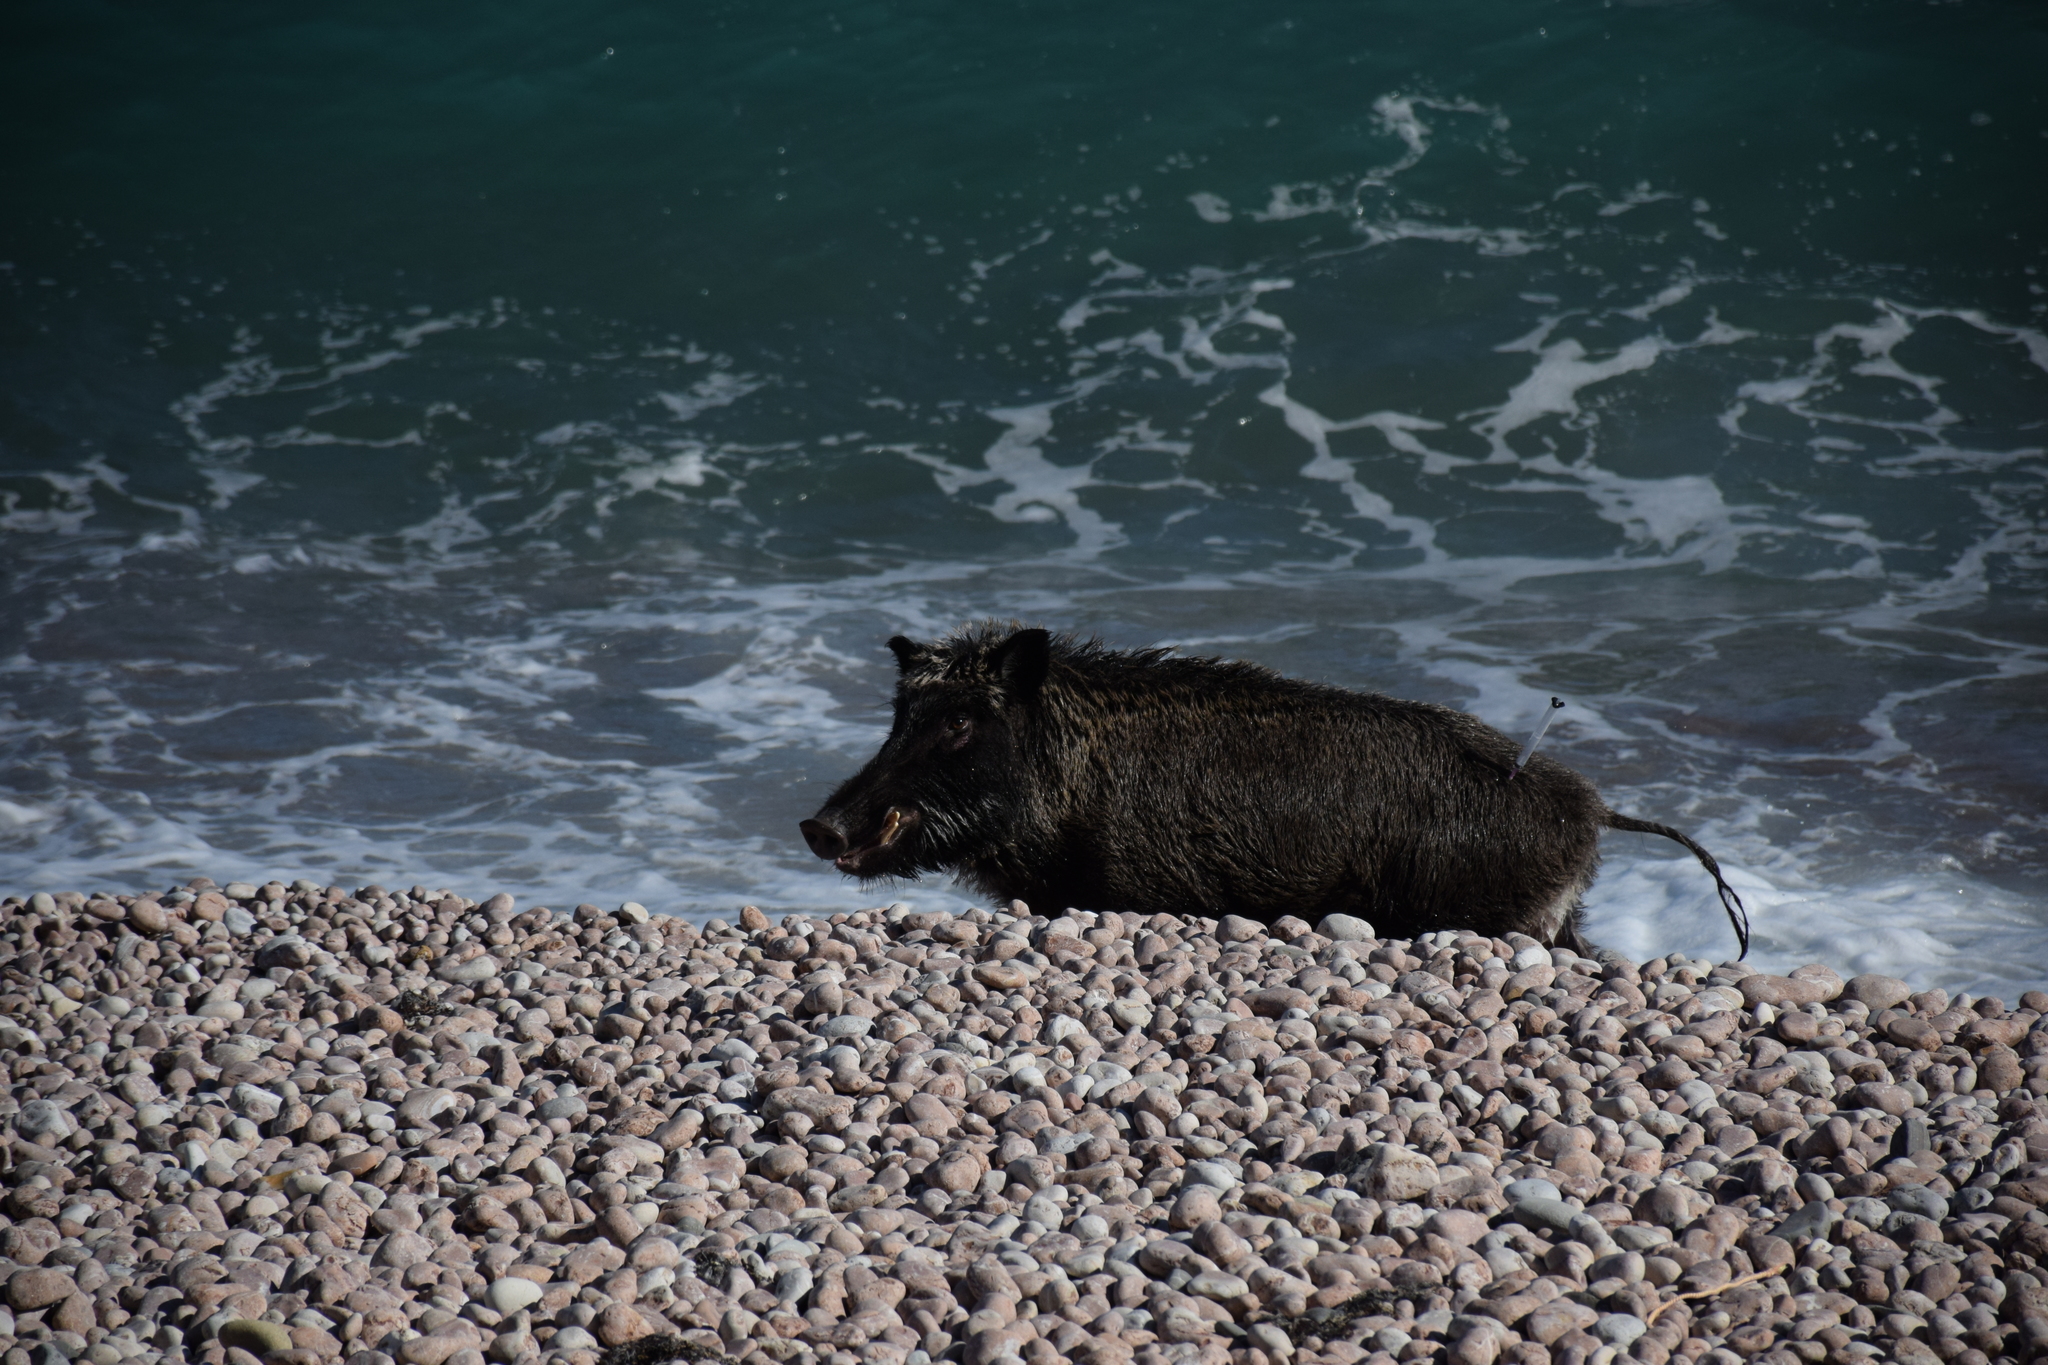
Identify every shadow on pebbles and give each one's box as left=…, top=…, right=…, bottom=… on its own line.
left=3, top=881, right=2048, bottom=1365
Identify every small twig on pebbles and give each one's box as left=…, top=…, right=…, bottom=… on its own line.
left=1644, top=1265, right=1785, bottom=1327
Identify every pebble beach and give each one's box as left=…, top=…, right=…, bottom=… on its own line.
left=4, top=881, right=2048, bottom=1365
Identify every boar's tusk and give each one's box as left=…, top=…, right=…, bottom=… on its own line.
left=878, top=808, right=904, bottom=846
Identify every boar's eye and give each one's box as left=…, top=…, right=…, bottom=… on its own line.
left=943, top=714, right=973, bottom=747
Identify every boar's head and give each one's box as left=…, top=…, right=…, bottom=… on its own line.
left=800, top=624, right=1051, bottom=883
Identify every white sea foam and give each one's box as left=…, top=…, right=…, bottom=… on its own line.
left=1585, top=819, right=2048, bottom=997
left=1475, top=334, right=1667, bottom=460
left=656, top=371, right=762, bottom=422
left=904, top=401, right=1126, bottom=558
left=1257, top=383, right=1442, bottom=557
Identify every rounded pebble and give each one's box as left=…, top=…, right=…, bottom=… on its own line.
left=217, top=1321, right=294, bottom=1355
left=484, top=1278, right=545, bottom=1315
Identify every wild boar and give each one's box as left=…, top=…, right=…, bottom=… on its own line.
left=799, top=622, right=1748, bottom=956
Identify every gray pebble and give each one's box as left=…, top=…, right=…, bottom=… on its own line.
left=1503, top=1177, right=1562, bottom=1203
left=435, top=953, right=498, bottom=983
left=1593, top=1314, right=1648, bottom=1347
left=536, top=1093, right=587, bottom=1121
left=1317, top=914, right=1374, bottom=941
left=1775, top=1200, right=1838, bottom=1242
left=772, top=1264, right=813, bottom=1304
left=1952, top=1186, right=1994, bottom=1214
left=15, top=1098, right=75, bottom=1140
left=1888, top=1186, right=1949, bottom=1222
left=1507, top=1198, right=1580, bottom=1236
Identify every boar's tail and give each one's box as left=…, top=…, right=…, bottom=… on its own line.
left=1604, top=811, right=1751, bottom=959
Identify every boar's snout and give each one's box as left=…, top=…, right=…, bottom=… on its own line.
left=800, top=804, right=920, bottom=876
left=799, top=817, right=848, bottom=861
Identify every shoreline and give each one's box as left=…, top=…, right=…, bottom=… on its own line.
left=2, top=877, right=2046, bottom=1365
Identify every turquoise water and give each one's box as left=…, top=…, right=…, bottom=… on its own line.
left=3, top=0, right=2045, bottom=990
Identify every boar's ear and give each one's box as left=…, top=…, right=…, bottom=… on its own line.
left=990, top=627, right=1051, bottom=699
left=886, top=636, right=926, bottom=673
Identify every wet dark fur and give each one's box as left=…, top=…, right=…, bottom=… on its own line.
left=800, top=622, right=1748, bottom=954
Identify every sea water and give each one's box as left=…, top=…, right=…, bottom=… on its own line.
left=2, top=0, right=2043, bottom=992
